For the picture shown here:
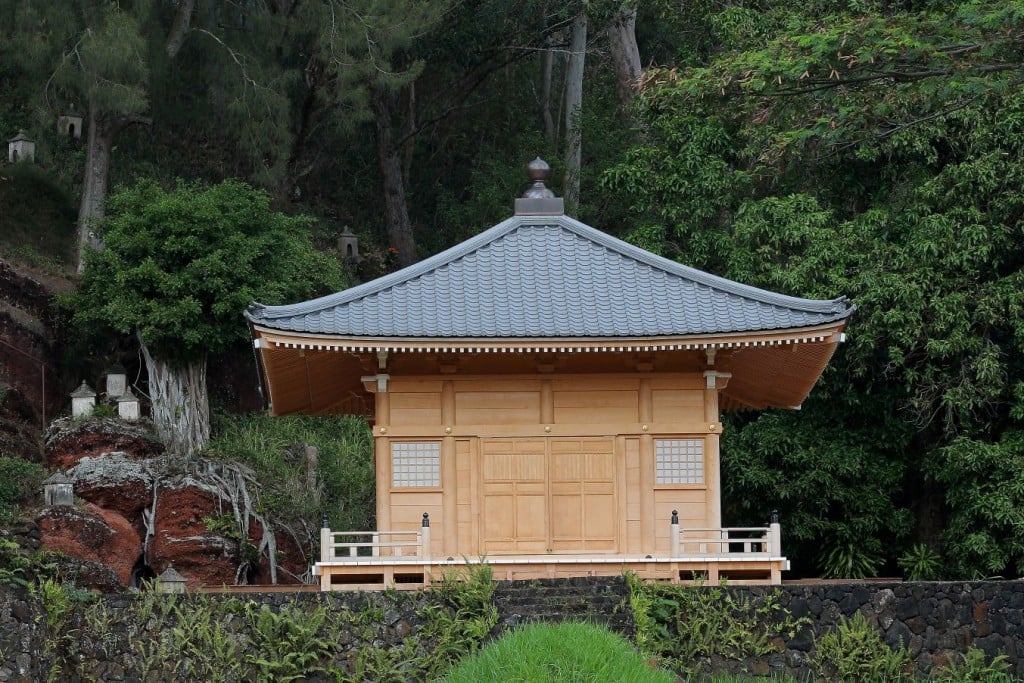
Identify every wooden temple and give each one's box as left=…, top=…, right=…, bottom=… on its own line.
left=246, top=159, right=854, bottom=590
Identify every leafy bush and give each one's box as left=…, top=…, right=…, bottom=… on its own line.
left=627, top=574, right=807, bottom=677
left=204, top=412, right=374, bottom=532
left=0, top=456, right=45, bottom=523
left=933, top=646, right=1013, bottom=683
left=443, top=621, right=674, bottom=683
left=810, top=611, right=911, bottom=682
left=898, top=543, right=943, bottom=581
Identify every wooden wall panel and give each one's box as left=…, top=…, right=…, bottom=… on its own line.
left=389, top=392, right=442, bottom=425
left=389, top=491, right=443, bottom=556
left=624, top=438, right=641, bottom=554
left=456, top=391, right=541, bottom=425
left=553, top=390, right=639, bottom=424
left=653, top=489, right=707, bottom=554
left=456, top=439, right=474, bottom=553
left=651, top=389, right=704, bottom=424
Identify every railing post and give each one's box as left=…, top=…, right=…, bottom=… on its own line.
left=320, top=514, right=331, bottom=563
left=769, top=509, right=781, bottom=556
left=670, top=510, right=680, bottom=557
left=421, top=512, right=431, bottom=560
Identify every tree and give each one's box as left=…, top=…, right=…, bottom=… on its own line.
left=70, top=179, right=343, bottom=455
left=604, top=0, right=1024, bottom=577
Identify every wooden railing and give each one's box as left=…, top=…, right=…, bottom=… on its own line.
left=320, top=513, right=431, bottom=563
left=669, top=510, right=782, bottom=558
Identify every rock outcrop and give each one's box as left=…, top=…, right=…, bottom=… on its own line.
left=35, top=419, right=311, bottom=591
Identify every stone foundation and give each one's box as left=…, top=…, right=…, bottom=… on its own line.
left=1, top=578, right=1021, bottom=681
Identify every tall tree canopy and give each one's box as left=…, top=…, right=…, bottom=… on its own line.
left=70, top=179, right=343, bottom=454
left=605, top=0, right=1024, bottom=578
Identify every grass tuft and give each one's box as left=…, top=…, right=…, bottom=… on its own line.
left=441, top=621, right=674, bottom=683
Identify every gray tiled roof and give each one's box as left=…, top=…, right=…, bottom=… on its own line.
left=246, top=215, right=853, bottom=338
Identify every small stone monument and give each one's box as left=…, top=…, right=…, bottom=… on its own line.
left=117, top=388, right=140, bottom=421
left=43, top=471, right=74, bottom=506
left=57, top=106, right=84, bottom=139
left=70, top=381, right=96, bottom=418
left=337, top=226, right=361, bottom=262
left=106, top=363, right=128, bottom=398
left=7, top=130, right=35, bottom=163
left=157, top=566, right=187, bottom=594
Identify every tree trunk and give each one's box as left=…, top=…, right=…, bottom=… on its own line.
left=139, top=333, right=210, bottom=455
left=563, top=10, right=587, bottom=215
left=372, top=87, right=418, bottom=268
left=607, top=7, right=642, bottom=114
left=164, top=0, right=196, bottom=58
left=540, top=13, right=556, bottom=142
left=76, top=107, right=114, bottom=272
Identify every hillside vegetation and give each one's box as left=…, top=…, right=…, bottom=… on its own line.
left=1, top=0, right=1023, bottom=579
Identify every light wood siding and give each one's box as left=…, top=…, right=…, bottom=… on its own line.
left=389, top=392, right=442, bottom=425
left=624, top=437, right=642, bottom=554
left=456, top=391, right=541, bottom=425
left=549, top=438, right=616, bottom=551
left=456, top=439, right=477, bottom=552
left=651, top=389, right=704, bottom=424
left=653, top=489, right=708, bottom=554
left=553, top=390, right=638, bottom=424
left=388, top=491, right=443, bottom=556
left=481, top=439, right=548, bottom=553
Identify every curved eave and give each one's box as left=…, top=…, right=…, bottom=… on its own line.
left=251, top=321, right=849, bottom=418
left=250, top=322, right=847, bottom=354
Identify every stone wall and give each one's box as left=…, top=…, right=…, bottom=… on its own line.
left=1, top=578, right=1022, bottom=681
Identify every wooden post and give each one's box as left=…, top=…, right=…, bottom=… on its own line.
left=421, top=513, right=432, bottom=560
left=703, top=372, right=723, bottom=529
left=670, top=510, right=680, bottom=558
left=769, top=510, right=781, bottom=556
left=638, top=379, right=655, bottom=553
left=442, top=380, right=457, bottom=556
left=374, top=387, right=391, bottom=536
left=320, top=516, right=331, bottom=563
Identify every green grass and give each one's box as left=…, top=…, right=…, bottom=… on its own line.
left=204, top=411, right=375, bottom=532
left=0, top=163, right=77, bottom=268
left=441, top=621, right=674, bottom=683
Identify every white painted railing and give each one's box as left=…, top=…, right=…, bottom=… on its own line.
left=320, top=513, right=431, bottom=563
left=670, top=511, right=781, bottom=558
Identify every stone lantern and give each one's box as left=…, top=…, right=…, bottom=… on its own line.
left=117, top=388, right=140, bottom=421
left=337, top=226, right=361, bottom=262
left=157, top=565, right=187, bottom=594
left=57, top=107, right=84, bottom=139
left=70, top=381, right=96, bottom=418
left=43, top=472, right=74, bottom=506
left=7, top=130, right=35, bottom=163
left=106, top=362, right=128, bottom=398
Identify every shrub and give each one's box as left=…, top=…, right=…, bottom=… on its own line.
left=204, top=412, right=374, bottom=532
left=0, top=456, right=45, bottom=523
left=443, top=621, right=674, bottom=683
left=810, top=611, right=911, bottom=682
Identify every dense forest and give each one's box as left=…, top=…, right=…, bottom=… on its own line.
left=1, top=0, right=1023, bottom=581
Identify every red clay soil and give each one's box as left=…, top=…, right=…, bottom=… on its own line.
left=37, top=504, right=142, bottom=586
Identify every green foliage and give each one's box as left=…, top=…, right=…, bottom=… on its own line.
left=205, top=412, right=374, bottom=532
left=70, top=178, right=344, bottom=365
left=810, top=611, right=912, bottom=682
left=0, top=164, right=77, bottom=267
left=245, top=601, right=332, bottom=681
left=933, top=646, right=1014, bottom=683
left=898, top=543, right=943, bottom=582
left=626, top=574, right=808, bottom=677
left=443, top=621, right=674, bottom=683
left=0, top=456, right=44, bottom=524
left=607, top=0, right=1024, bottom=578
left=928, top=433, right=1024, bottom=578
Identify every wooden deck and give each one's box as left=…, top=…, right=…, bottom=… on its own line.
left=313, top=520, right=787, bottom=590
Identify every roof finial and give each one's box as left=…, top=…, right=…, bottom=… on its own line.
left=515, top=156, right=563, bottom=215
